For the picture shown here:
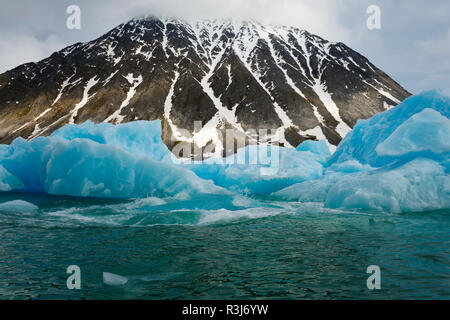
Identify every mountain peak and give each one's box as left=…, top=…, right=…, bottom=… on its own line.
left=0, top=16, right=410, bottom=158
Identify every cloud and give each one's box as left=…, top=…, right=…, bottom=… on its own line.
left=420, top=30, right=450, bottom=58
left=0, top=31, right=66, bottom=72
left=124, top=0, right=351, bottom=41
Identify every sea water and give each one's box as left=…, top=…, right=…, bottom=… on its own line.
left=0, top=91, right=449, bottom=299
left=0, top=192, right=448, bottom=300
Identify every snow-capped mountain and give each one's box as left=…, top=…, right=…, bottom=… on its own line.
left=0, top=16, right=410, bottom=156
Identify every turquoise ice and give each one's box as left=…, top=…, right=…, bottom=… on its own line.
left=0, top=91, right=449, bottom=213
left=0, top=123, right=226, bottom=198
left=275, top=91, right=450, bottom=213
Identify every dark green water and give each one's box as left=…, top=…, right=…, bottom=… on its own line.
left=0, top=192, right=449, bottom=300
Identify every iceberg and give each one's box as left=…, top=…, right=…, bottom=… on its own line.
left=0, top=125, right=227, bottom=198
left=50, top=120, right=172, bottom=161
left=0, top=121, right=327, bottom=197
left=376, top=108, right=450, bottom=157
left=0, top=91, right=449, bottom=213
left=273, top=160, right=374, bottom=203
left=329, top=91, right=450, bottom=167
left=275, top=91, right=450, bottom=213
left=0, top=200, right=38, bottom=213
left=187, top=145, right=327, bottom=194
left=325, top=159, right=450, bottom=213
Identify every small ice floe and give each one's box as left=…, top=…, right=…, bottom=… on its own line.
left=0, top=200, right=38, bottom=213
left=103, top=272, right=129, bottom=286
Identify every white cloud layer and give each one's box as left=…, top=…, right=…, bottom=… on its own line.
left=124, top=0, right=351, bottom=41
left=0, top=32, right=65, bottom=71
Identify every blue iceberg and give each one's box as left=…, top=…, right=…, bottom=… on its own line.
left=0, top=122, right=227, bottom=199
left=0, top=119, right=327, bottom=198
left=0, top=91, right=449, bottom=213
left=0, top=200, right=38, bottom=213
left=376, top=108, right=450, bottom=157
left=50, top=120, right=172, bottom=161
left=329, top=91, right=450, bottom=167
left=275, top=91, right=450, bottom=213
left=325, top=158, right=449, bottom=213
left=186, top=145, right=327, bottom=195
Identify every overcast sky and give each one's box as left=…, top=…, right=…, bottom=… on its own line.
left=0, top=0, right=448, bottom=94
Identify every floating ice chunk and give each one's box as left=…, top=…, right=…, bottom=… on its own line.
left=376, top=108, right=450, bottom=157
left=0, top=200, right=38, bottom=213
left=273, top=159, right=373, bottom=202
left=232, top=195, right=254, bottom=208
left=198, top=206, right=285, bottom=225
left=275, top=92, right=450, bottom=213
left=273, top=177, right=334, bottom=203
left=329, top=91, right=450, bottom=167
left=43, top=139, right=227, bottom=198
left=0, top=131, right=227, bottom=199
left=103, top=272, right=128, bottom=286
left=325, top=159, right=450, bottom=213
left=188, top=146, right=325, bottom=194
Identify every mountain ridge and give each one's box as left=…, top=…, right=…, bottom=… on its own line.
left=0, top=16, right=411, bottom=157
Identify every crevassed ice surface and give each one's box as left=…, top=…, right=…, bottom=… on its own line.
left=0, top=91, right=449, bottom=213
left=276, top=91, right=450, bottom=213
left=328, top=91, right=450, bottom=167
left=0, top=121, right=227, bottom=199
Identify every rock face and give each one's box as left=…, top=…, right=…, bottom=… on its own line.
left=0, top=16, right=410, bottom=157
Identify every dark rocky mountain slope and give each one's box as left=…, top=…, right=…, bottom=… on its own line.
left=0, top=16, right=410, bottom=157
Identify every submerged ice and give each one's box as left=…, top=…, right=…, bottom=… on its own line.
left=0, top=91, right=449, bottom=214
